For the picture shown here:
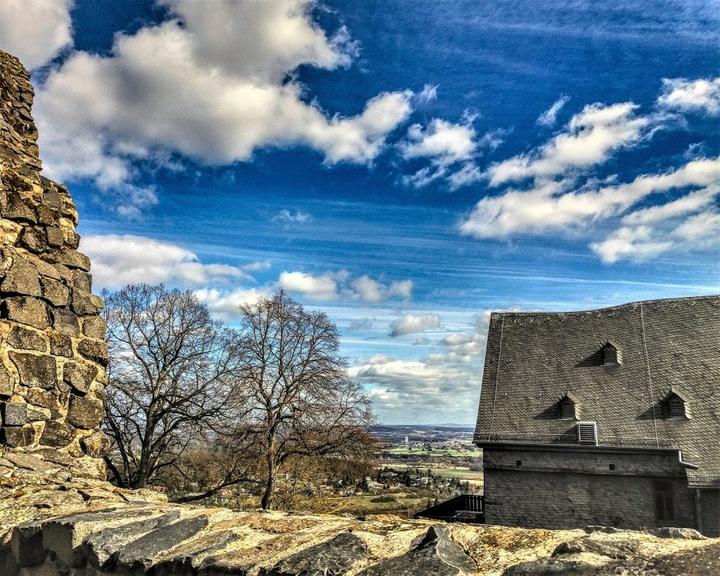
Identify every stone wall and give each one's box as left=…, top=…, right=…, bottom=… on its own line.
left=483, top=447, right=698, bottom=532
left=0, top=50, right=108, bottom=460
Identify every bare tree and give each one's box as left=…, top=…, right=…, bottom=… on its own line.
left=103, top=284, right=243, bottom=489
left=234, top=290, right=372, bottom=509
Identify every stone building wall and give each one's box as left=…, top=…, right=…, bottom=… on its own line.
left=0, top=50, right=108, bottom=460
left=483, top=447, right=698, bottom=532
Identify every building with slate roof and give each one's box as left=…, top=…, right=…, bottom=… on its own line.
left=474, top=295, right=720, bottom=536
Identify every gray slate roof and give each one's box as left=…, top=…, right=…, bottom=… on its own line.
left=474, top=295, right=720, bottom=487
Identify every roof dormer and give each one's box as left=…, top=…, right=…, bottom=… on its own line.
left=557, top=392, right=580, bottom=420
left=663, top=389, right=690, bottom=420
left=601, top=342, right=621, bottom=366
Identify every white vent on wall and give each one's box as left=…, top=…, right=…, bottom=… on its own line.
left=577, top=421, right=598, bottom=445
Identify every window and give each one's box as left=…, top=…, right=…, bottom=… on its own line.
left=609, top=464, right=615, bottom=470
left=576, top=421, right=598, bottom=445
left=558, top=394, right=579, bottom=420
left=664, top=392, right=689, bottom=419
left=601, top=342, right=620, bottom=366
left=654, top=481, right=675, bottom=521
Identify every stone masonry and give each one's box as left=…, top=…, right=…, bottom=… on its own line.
left=0, top=50, right=109, bottom=461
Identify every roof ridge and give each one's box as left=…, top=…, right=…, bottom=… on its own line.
left=491, top=294, right=720, bottom=317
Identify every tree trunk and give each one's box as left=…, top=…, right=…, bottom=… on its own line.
left=260, top=445, right=275, bottom=509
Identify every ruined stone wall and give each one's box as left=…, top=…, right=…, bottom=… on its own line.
left=0, top=50, right=108, bottom=459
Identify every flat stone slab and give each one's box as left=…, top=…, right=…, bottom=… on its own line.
left=262, top=531, right=369, bottom=575
left=358, top=525, right=476, bottom=576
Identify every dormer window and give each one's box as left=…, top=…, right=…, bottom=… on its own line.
left=601, top=342, right=621, bottom=366
left=558, top=393, right=579, bottom=420
left=664, top=390, right=689, bottom=420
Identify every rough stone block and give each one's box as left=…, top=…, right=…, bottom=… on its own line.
left=83, top=511, right=181, bottom=570
left=3, top=402, right=28, bottom=426
left=63, top=361, right=97, bottom=395
left=358, top=525, right=476, bottom=576
left=40, top=276, right=70, bottom=306
left=80, top=430, right=110, bottom=458
left=51, top=307, right=80, bottom=335
left=71, top=291, right=104, bottom=315
left=116, top=515, right=209, bottom=572
left=49, top=333, right=73, bottom=357
left=2, top=424, right=35, bottom=447
left=1, top=258, right=41, bottom=296
left=77, top=338, right=108, bottom=366
left=40, top=419, right=74, bottom=447
left=7, top=325, right=47, bottom=351
left=2, top=296, right=49, bottom=328
left=72, top=269, right=92, bottom=292
left=56, top=249, right=91, bottom=271
left=265, top=532, right=369, bottom=576
left=9, top=351, right=57, bottom=389
left=0, top=364, right=15, bottom=397
left=67, top=395, right=104, bottom=429
left=82, top=316, right=106, bottom=339
left=45, top=226, right=64, bottom=247
left=18, top=227, right=45, bottom=253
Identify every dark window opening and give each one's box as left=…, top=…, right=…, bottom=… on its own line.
left=654, top=481, right=675, bottom=521
left=609, top=464, right=615, bottom=470
left=558, top=393, right=579, bottom=420
left=516, top=460, right=522, bottom=467
left=665, top=393, right=688, bottom=419
left=602, top=343, right=620, bottom=366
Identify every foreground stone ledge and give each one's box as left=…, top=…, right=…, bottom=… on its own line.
left=1, top=450, right=717, bottom=576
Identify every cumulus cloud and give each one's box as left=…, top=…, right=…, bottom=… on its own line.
left=460, top=157, right=720, bottom=239
left=278, top=270, right=340, bottom=301
left=401, top=118, right=503, bottom=188
left=278, top=270, right=413, bottom=303
left=194, top=287, right=270, bottom=319
left=32, top=0, right=414, bottom=214
left=350, top=313, right=489, bottom=423
left=389, top=313, right=441, bottom=336
left=272, top=209, right=312, bottom=224
left=537, top=95, right=570, bottom=127
left=590, top=226, right=673, bottom=264
left=658, top=77, right=720, bottom=116
left=80, top=234, right=268, bottom=289
left=0, top=0, right=73, bottom=70
left=487, top=102, right=651, bottom=186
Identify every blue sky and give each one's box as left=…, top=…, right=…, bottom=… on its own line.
left=1, top=0, right=718, bottom=425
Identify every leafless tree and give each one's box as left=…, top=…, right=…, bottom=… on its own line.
left=234, top=290, right=372, bottom=509
left=103, top=284, right=244, bottom=489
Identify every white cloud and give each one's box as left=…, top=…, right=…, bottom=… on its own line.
left=278, top=271, right=339, bottom=301
left=33, top=0, right=413, bottom=213
left=389, top=313, right=441, bottom=336
left=278, top=270, right=413, bottom=303
left=460, top=157, right=720, bottom=239
left=194, top=287, right=270, bottom=319
left=415, top=84, right=438, bottom=105
left=80, top=234, right=267, bottom=289
left=590, top=226, right=673, bottom=264
left=658, top=77, right=720, bottom=116
left=401, top=118, right=503, bottom=188
left=487, top=102, right=651, bottom=186
left=0, top=0, right=73, bottom=70
left=537, top=95, right=570, bottom=127
left=272, top=209, right=312, bottom=224
left=673, top=211, right=720, bottom=243
left=622, top=184, right=720, bottom=225
left=349, top=313, right=489, bottom=423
